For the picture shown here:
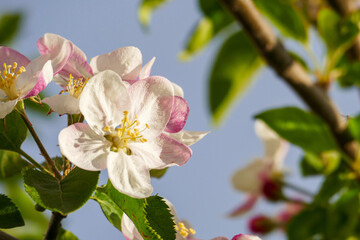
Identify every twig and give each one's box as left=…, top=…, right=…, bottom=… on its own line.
left=43, top=212, right=66, bottom=240
left=217, top=0, right=358, bottom=160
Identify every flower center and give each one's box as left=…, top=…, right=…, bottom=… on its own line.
left=0, top=62, right=26, bottom=100
left=104, top=111, right=150, bottom=154
left=60, top=74, right=89, bottom=98
left=174, top=222, right=196, bottom=238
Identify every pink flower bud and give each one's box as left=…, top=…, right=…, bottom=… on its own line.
left=261, top=177, right=283, bottom=202
left=232, top=234, right=262, bottom=240
left=248, top=215, right=276, bottom=234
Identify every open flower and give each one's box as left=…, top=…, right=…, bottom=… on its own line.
left=229, top=120, right=288, bottom=216
left=59, top=70, right=192, bottom=198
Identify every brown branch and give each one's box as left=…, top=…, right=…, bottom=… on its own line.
left=0, top=231, right=19, bottom=240
left=218, top=0, right=357, bottom=159
left=43, top=212, right=66, bottom=240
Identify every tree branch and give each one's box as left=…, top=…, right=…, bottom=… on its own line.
left=43, top=212, right=66, bottom=240
left=218, top=0, right=357, bottom=159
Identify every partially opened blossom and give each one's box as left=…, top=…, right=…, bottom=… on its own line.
left=59, top=70, right=192, bottom=198
left=0, top=44, right=71, bottom=118
left=230, top=120, right=288, bottom=216
left=232, top=234, right=262, bottom=240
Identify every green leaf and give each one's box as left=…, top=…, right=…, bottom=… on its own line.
left=254, top=0, right=307, bottom=42
left=0, top=150, right=29, bottom=179
left=210, top=31, right=262, bottom=125
left=24, top=91, right=50, bottom=115
left=95, top=181, right=176, bottom=239
left=314, top=173, right=347, bottom=205
left=92, top=189, right=123, bottom=231
left=150, top=168, right=168, bottom=178
left=138, top=0, right=171, bottom=27
left=348, top=115, right=360, bottom=142
left=56, top=228, right=79, bottom=240
left=0, top=13, right=22, bottom=45
left=300, top=151, right=341, bottom=177
left=337, top=61, right=360, bottom=88
left=286, top=206, right=327, bottom=240
left=0, top=110, right=28, bottom=152
left=255, top=107, right=337, bottom=153
left=23, top=167, right=100, bottom=215
left=0, top=194, right=24, bottom=228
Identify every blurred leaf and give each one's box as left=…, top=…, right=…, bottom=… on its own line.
left=0, top=110, right=27, bottom=152
left=92, top=189, right=123, bottom=231
left=0, top=13, right=22, bottom=45
left=210, top=31, right=262, bottom=125
left=0, top=193, right=24, bottom=228
left=255, top=107, right=337, bottom=153
left=286, top=206, right=327, bottom=240
left=300, top=152, right=324, bottom=176
left=180, top=9, right=233, bottom=60
left=95, top=181, right=176, bottom=239
left=198, top=0, right=223, bottom=16
left=150, top=168, right=168, bottom=178
left=23, top=167, right=99, bottom=215
left=337, top=61, right=360, bottom=88
left=138, top=0, right=171, bottom=27
left=254, top=0, right=307, bottom=42
left=24, top=91, right=50, bottom=115
left=314, top=173, right=347, bottom=205
left=56, top=228, right=79, bottom=240
left=348, top=115, right=360, bottom=142
left=0, top=150, right=29, bottom=179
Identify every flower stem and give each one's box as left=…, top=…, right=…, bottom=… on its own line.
left=43, top=212, right=66, bottom=240
left=281, top=180, right=314, bottom=198
left=0, top=230, right=20, bottom=240
left=18, top=148, right=49, bottom=174
left=19, top=113, right=62, bottom=180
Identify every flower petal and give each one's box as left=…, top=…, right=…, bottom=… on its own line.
left=20, top=58, right=53, bottom=98
left=43, top=95, right=80, bottom=115
left=167, top=130, right=209, bottom=146
left=232, top=158, right=268, bottom=193
left=165, top=96, right=189, bottom=133
left=138, top=57, right=155, bottom=79
left=58, top=123, right=109, bottom=171
left=0, top=99, right=18, bottom=119
left=128, top=76, right=174, bottom=138
left=121, top=214, right=143, bottom=240
left=79, top=70, right=131, bottom=132
left=232, top=234, right=262, bottom=240
left=172, top=82, right=184, bottom=98
left=38, top=33, right=91, bottom=77
left=107, top=151, right=153, bottom=198
left=157, top=133, right=192, bottom=168
left=0, top=47, right=30, bottom=68
left=228, top=195, right=259, bottom=217
left=90, top=47, right=142, bottom=80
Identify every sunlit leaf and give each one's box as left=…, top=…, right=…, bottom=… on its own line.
left=210, top=31, right=262, bottom=125
left=0, top=13, right=22, bottom=45
left=0, top=193, right=24, bottom=228
left=23, top=167, right=99, bottom=215
left=255, top=107, right=337, bottom=153
left=138, top=0, right=171, bottom=27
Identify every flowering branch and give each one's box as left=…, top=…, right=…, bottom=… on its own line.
left=217, top=0, right=358, bottom=160
left=43, top=212, right=66, bottom=240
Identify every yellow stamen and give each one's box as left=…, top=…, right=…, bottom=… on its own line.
left=61, top=74, right=89, bottom=98
left=174, top=222, right=196, bottom=239
left=0, top=62, right=26, bottom=100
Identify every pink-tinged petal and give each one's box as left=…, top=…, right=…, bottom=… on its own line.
left=121, top=214, right=143, bottom=240
left=107, top=151, right=153, bottom=198
left=229, top=195, right=259, bottom=217
left=43, top=95, right=80, bottom=115
left=58, top=123, right=109, bottom=171
left=79, top=70, right=131, bottom=132
left=0, top=99, right=18, bottom=119
left=157, top=133, right=192, bottom=168
left=0, top=47, right=30, bottom=69
left=168, top=130, right=209, bottom=146
left=172, top=82, right=184, bottom=98
left=138, top=57, right=155, bottom=79
left=128, top=142, right=163, bottom=170
left=165, top=96, right=189, bottom=133
left=38, top=33, right=92, bottom=77
left=90, top=46, right=142, bottom=80
left=211, top=237, right=228, bottom=240
left=232, top=234, right=262, bottom=240
left=20, top=58, right=53, bottom=98
left=232, top=159, right=268, bottom=193
left=53, top=75, right=68, bottom=88
left=129, top=76, right=174, bottom=138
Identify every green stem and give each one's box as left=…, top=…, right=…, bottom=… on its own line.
left=19, top=113, right=62, bottom=180
left=18, top=149, right=48, bottom=174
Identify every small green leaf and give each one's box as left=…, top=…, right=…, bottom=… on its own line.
left=0, top=150, right=29, bottom=179
left=314, top=173, right=347, bottom=205
left=254, top=0, right=307, bottom=42
left=0, top=111, right=28, bottom=152
left=210, top=31, right=262, bottom=125
left=0, top=193, right=24, bottom=228
left=95, top=181, right=176, bottom=239
left=92, top=190, right=123, bottom=231
left=150, top=168, right=168, bottom=178
left=255, top=107, right=337, bottom=153
left=348, top=115, right=360, bottom=142
left=0, top=13, right=22, bottom=45
left=300, top=151, right=341, bottom=177
left=56, top=228, right=79, bottom=240
left=138, top=0, right=171, bottom=27
left=23, top=167, right=99, bottom=215
left=337, top=61, right=360, bottom=88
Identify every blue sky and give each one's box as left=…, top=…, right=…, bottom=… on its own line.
left=2, top=1, right=359, bottom=239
